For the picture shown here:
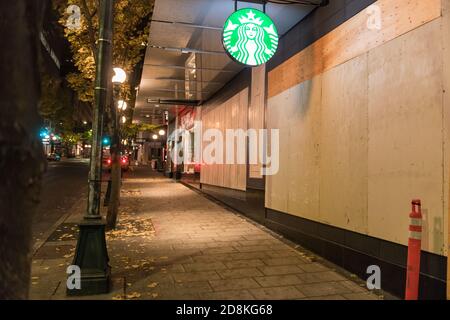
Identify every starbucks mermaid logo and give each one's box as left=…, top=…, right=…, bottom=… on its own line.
left=223, top=9, right=279, bottom=66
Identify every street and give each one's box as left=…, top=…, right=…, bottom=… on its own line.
left=32, top=159, right=89, bottom=249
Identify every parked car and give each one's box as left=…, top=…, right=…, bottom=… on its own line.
left=47, top=153, right=61, bottom=161
left=103, top=154, right=129, bottom=171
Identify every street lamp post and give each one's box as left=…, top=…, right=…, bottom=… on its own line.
left=67, top=0, right=113, bottom=296
left=106, top=68, right=126, bottom=229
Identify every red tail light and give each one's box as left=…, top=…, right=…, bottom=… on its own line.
left=107, top=159, right=111, bottom=164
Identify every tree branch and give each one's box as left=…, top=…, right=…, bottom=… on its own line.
left=80, top=0, right=97, bottom=63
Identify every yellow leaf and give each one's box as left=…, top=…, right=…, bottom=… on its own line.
left=126, top=292, right=141, bottom=299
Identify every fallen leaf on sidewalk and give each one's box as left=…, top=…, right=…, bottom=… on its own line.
left=121, top=189, right=142, bottom=196
left=126, top=292, right=141, bottom=299
left=112, top=294, right=123, bottom=300
left=147, top=282, right=158, bottom=288
left=105, top=214, right=155, bottom=240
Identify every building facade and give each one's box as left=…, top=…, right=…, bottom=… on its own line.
left=163, top=0, right=450, bottom=299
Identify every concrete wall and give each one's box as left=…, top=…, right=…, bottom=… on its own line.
left=266, top=0, right=448, bottom=256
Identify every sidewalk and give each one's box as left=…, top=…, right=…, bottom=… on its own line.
left=30, top=166, right=383, bottom=300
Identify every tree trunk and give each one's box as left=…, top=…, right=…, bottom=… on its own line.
left=0, top=1, right=46, bottom=299
left=107, top=95, right=120, bottom=230
left=107, top=151, right=121, bottom=229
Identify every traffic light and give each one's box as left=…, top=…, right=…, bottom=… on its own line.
left=39, top=128, right=50, bottom=139
left=102, top=136, right=111, bottom=146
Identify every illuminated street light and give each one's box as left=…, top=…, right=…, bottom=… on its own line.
left=121, top=116, right=127, bottom=124
left=158, top=129, right=165, bottom=136
left=112, top=67, right=126, bottom=84
left=152, top=134, right=158, bottom=140
left=118, top=100, right=127, bottom=110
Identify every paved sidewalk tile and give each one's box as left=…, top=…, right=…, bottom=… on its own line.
left=250, top=286, right=305, bottom=300
left=255, top=275, right=304, bottom=288
left=296, top=282, right=354, bottom=298
left=30, top=167, right=382, bottom=300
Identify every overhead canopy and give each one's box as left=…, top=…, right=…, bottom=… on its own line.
left=134, top=0, right=320, bottom=124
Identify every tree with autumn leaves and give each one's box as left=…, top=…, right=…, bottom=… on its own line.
left=53, top=0, right=155, bottom=228
left=53, top=0, right=154, bottom=121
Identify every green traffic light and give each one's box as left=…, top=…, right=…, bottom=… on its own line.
left=102, top=136, right=111, bottom=146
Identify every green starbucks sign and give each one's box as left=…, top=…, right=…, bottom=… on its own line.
left=223, top=8, right=279, bottom=66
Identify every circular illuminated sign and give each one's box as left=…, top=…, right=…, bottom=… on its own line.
left=223, top=8, right=279, bottom=66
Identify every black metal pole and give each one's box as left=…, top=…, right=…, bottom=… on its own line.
left=68, top=0, right=113, bottom=296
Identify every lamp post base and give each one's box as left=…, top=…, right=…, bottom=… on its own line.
left=67, top=218, right=111, bottom=296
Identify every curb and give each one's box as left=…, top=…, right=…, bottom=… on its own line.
left=32, top=211, right=72, bottom=257
left=32, top=191, right=87, bottom=257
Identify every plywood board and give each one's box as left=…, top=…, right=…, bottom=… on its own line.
left=200, top=88, right=248, bottom=191
left=319, top=54, right=369, bottom=233
left=367, top=19, right=444, bottom=252
left=238, top=88, right=249, bottom=191
left=265, top=88, right=291, bottom=213
left=249, top=65, right=266, bottom=179
left=268, top=0, right=442, bottom=98
left=286, top=77, right=321, bottom=220
left=441, top=0, right=450, bottom=298
left=265, top=16, right=447, bottom=256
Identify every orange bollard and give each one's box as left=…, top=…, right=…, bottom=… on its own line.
left=405, top=199, right=422, bottom=300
